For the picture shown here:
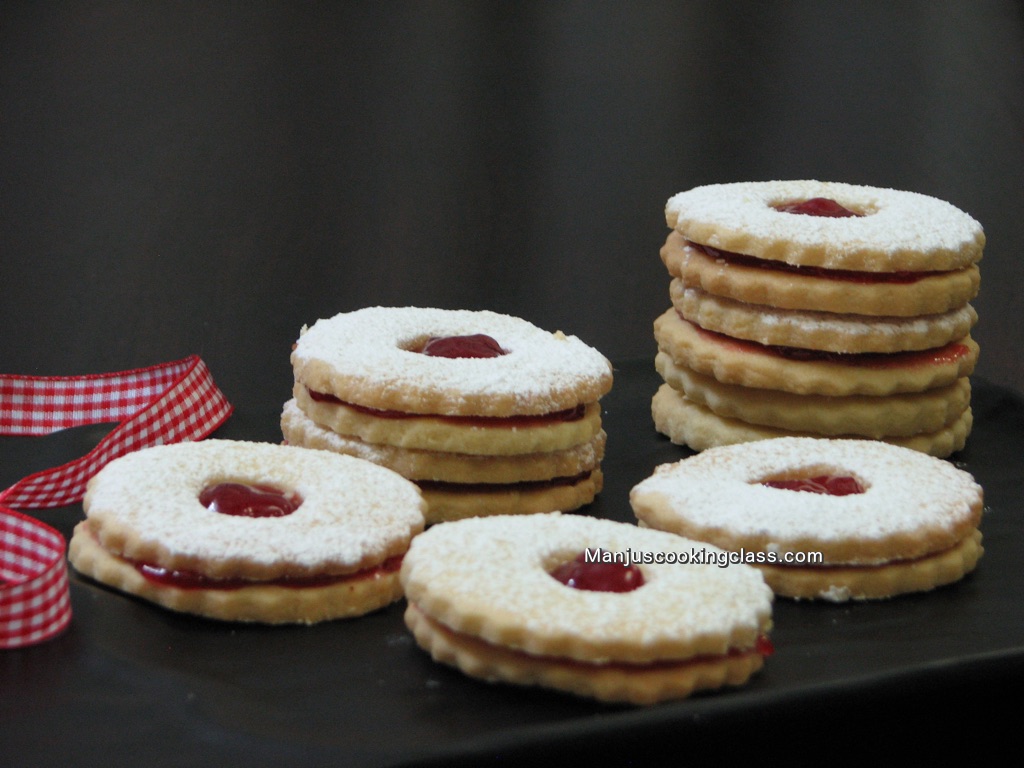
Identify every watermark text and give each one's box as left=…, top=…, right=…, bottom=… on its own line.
left=583, top=545, right=822, bottom=568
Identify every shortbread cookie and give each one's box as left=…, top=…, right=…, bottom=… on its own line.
left=291, top=307, right=613, bottom=417
left=660, top=233, right=981, bottom=317
left=416, top=471, right=604, bottom=523
left=291, top=384, right=603, bottom=456
left=651, top=383, right=972, bottom=458
left=285, top=307, right=614, bottom=523
left=655, top=309, right=978, bottom=397
left=670, top=280, right=978, bottom=354
left=662, top=233, right=982, bottom=318
left=281, top=399, right=604, bottom=523
left=68, top=439, right=425, bottom=623
left=652, top=181, right=983, bottom=456
left=282, top=398, right=605, bottom=484
left=665, top=180, right=985, bottom=272
left=656, top=353, right=971, bottom=438
left=401, top=513, right=774, bottom=704
left=630, top=437, right=984, bottom=600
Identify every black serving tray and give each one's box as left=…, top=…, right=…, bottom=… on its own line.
left=3, top=360, right=1022, bottom=766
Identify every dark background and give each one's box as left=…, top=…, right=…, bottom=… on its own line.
left=2, top=1, right=1022, bottom=414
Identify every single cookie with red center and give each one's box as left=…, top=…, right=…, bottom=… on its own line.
left=630, top=437, right=984, bottom=601
left=652, top=180, right=984, bottom=457
left=400, top=512, right=774, bottom=705
left=67, top=439, right=426, bottom=624
left=665, top=180, right=984, bottom=272
left=283, top=307, right=613, bottom=523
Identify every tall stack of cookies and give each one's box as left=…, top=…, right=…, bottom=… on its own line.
left=651, top=180, right=983, bottom=458
left=281, top=306, right=613, bottom=524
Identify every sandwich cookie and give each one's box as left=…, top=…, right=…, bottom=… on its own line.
left=68, top=439, right=425, bottom=623
left=401, top=512, right=774, bottom=704
left=630, top=437, right=984, bottom=601
left=283, top=307, right=613, bottom=523
left=652, top=180, right=984, bottom=456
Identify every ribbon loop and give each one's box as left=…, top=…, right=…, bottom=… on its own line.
left=0, top=355, right=233, bottom=648
left=0, top=510, right=72, bottom=647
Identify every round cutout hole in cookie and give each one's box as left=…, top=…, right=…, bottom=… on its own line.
left=548, top=549, right=646, bottom=593
left=756, top=473, right=866, bottom=496
left=771, top=197, right=871, bottom=218
left=421, top=334, right=508, bottom=358
left=397, top=333, right=508, bottom=358
left=199, top=482, right=304, bottom=518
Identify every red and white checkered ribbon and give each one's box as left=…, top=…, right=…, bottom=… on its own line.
left=0, top=355, right=233, bottom=648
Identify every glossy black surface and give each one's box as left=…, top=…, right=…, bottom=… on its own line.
left=2, top=363, right=1023, bottom=766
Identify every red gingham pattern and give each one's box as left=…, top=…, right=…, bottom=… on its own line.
left=0, top=510, right=71, bottom=648
left=0, top=355, right=233, bottom=648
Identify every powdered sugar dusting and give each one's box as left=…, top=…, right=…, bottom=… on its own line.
left=401, top=512, right=772, bottom=659
left=631, top=437, right=982, bottom=560
left=291, top=307, right=613, bottom=414
left=665, top=181, right=984, bottom=270
left=84, top=439, right=425, bottom=577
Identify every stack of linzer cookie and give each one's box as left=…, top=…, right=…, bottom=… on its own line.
left=652, top=180, right=983, bottom=457
left=281, top=306, right=613, bottom=524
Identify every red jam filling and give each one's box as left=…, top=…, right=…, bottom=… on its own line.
left=199, top=482, right=302, bottom=518
left=690, top=320, right=970, bottom=369
left=761, top=475, right=865, bottom=496
left=762, top=340, right=971, bottom=368
left=773, top=197, right=861, bottom=218
left=554, top=633, right=775, bottom=672
left=430, top=617, right=774, bottom=671
left=550, top=549, right=645, bottom=593
left=307, top=388, right=587, bottom=426
left=420, top=334, right=507, bottom=358
left=690, top=243, right=942, bottom=285
left=417, top=471, right=592, bottom=494
left=133, top=554, right=403, bottom=591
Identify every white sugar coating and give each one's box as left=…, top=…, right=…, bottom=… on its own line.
left=83, top=439, right=425, bottom=578
left=291, top=306, right=613, bottom=416
left=630, top=437, right=982, bottom=562
left=665, top=180, right=984, bottom=271
left=400, top=512, right=773, bottom=660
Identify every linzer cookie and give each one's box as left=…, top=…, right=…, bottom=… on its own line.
left=664, top=181, right=984, bottom=272
left=283, top=307, right=613, bottom=523
left=654, top=308, right=978, bottom=397
left=650, top=382, right=973, bottom=458
left=68, top=440, right=425, bottom=623
left=401, top=513, right=774, bottom=704
left=652, top=180, right=984, bottom=456
left=631, top=437, right=984, bottom=601
left=669, top=280, right=978, bottom=355
left=655, top=353, right=972, bottom=439
left=660, top=231, right=980, bottom=318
